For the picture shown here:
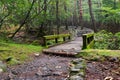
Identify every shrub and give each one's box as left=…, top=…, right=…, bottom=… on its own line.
left=94, top=30, right=120, bottom=50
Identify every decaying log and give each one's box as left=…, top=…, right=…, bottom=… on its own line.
left=42, top=49, right=78, bottom=57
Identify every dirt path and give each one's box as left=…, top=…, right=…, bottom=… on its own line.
left=0, top=54, right=75, bottom=80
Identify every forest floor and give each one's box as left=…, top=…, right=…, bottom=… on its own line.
left=0, top=53, right=119, bottom=80
left=0, top=54, right=75, bottom=80
left=80, top=50, right=120, bottom=80
left=85, top=60, right=120, bottom=80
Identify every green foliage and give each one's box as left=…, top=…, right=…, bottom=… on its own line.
left=108, top=32, right=120, bottom=49
left=94, top=30, right=120, bottom=50
left=102, top=0, right=114, bottom=7
left=94, top=30, right=113, bottom=49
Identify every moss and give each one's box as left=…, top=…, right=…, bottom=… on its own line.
left=87, top=40, right=94, bottom=49
left=76, top=49, right=120, bottom=61
left=44, top=34, right=71, bottom=47
left=0, top=38, right=43, bottom=65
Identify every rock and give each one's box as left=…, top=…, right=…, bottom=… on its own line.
left=35, top=70, right=42, bottom=76
left=109, top=57, right=119, bottom=62
left=78, top=72, right=84, bottom=77
left=0, top=61, right=6, bottom=71
left=34, top=53, right=40, bottom=57
left=11, top=70, right=18, bottom=75
left=53, top=71, right=62, bottom=76
left=104, top=76, right=113, bottom=80
left=75, top=64, right=84, bottom=69
left=5, top=57, right=13, bottom=62
left=55, top=66, right=61, bottom=69
left=71, top=68, right=80, bottom=72
left=72, top=58, right=84, bottom=64
left=0, top=68, right=3, bottom=73
left=42, top=67, right=48, bottom=70
left=70, top=75, right=84, bottom=80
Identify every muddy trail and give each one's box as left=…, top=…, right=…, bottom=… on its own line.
left=0, top=54, right=75, bottom=80
left=85, top=60, right=120, bottom=80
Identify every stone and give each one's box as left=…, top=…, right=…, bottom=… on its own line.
left=0, top=61, right=6, bottom=70
left=34, top=53, right=40, bottom=57
left=52, top=71, right=62, bottom=76
left=104, top=76, right=113, bottom=80
left=70, top=75, right=84, bottom=80
left=55, top=66, right=61, bottom=69
left=0, top=68, right=3, bottom=73
left=78, top=72, right=84, bottom=77
left=42, top=67, right=48, bottom=70
left=6, top=57, right=13, bottom=62
left=109, top=57, right=119, bottom=62
left=75, top=64, right=84, bottom=69
left=35, top=70, right=42, bottom=76
left=71, top=68, right=80, bottom=72
left=72, top=58, right=84, bottom=64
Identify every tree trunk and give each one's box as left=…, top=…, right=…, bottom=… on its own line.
left=113, top=0, right=117, bottom=9
left=56, top=0, right=60, bottom=34
left=10, top=0, right=36, bottom=38
left=88, top=0, right=97, bottom=32
left=79, top=0, right=83, bottom=29
left=0, top=12, right=11, bottom=29
left=73, top=0, right=78, bottom=27
left=64, top=3, right=68, bottom=30
left=37, top=0, right=47, bottom=37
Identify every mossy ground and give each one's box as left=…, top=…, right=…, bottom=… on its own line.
left=76, top=49, right=120, bottom=61
left=0, top=36, right=43, bottom=65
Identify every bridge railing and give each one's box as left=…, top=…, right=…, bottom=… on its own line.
left=43, top=34, right=71, bottom=47
left=82, top=33, right=94, bottom=49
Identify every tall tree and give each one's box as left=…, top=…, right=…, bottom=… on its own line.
left=56, top=0, right=60, bottom=34
left=64, top=1, right=68, bottom=30
left=113, top=0, right=117, bottom=9
left=79, top=0, right=83, bottom=29
left=88, top=0, right=97, bottom=32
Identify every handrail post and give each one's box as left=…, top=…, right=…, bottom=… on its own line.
left=82, top=34, right=87, bottom=49
left=55, top=38, right=58, bottom=43
left=63, top=37, right=66, bottom=41
left=43, top=37, right=47, bottom=46
left=82, top=33, right=94, bottom=49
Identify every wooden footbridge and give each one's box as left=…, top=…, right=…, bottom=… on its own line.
left=43, top=29, right=94, bottom=56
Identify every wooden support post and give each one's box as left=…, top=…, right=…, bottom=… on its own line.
left=68, top=36, right=71, bottom=40
left=63, top=37, right=66, bottom=41
left=55, top=38, right=58, bottom=43
left=43, top=37, right=47, bottom=46
left=82, top=34, right=87, bottom=49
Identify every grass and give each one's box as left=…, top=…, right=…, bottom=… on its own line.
left=0, top=37, right=43, bottom=65
left=76, top=49, right=120, bottom=61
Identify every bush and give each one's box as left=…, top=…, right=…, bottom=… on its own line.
left=94, top=30, right=113, bottom=49
left=94, top=30, right=120, bottom=50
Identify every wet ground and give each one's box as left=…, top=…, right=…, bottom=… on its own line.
left=0, top=54, right=75, bottom=80
left=85, top=61, right=120, bottom=80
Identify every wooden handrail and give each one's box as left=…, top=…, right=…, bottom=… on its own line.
left=43, top=34, right=71, bottom=47
left=82, top=33, right=94, bottom=49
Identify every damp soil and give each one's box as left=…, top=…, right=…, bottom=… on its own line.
left=0, top=54, right=74, bottom=80
left=85, top=61, right=120, bottom=80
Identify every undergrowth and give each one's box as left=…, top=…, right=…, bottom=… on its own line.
left=94, top=30, right=120, bottom=50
